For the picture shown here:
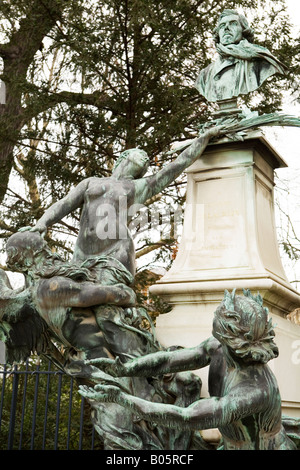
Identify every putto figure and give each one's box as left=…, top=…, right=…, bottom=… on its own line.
left=195, top=9, right=288, bottom=102
left=80, top=290, right=300, bottom=450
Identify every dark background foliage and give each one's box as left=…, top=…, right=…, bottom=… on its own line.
left=0, top=0, right=298, bottom=268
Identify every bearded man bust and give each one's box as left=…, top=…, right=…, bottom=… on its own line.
left=195, top=9, right=287, bottom=103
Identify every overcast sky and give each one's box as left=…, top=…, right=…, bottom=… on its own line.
left=286, top=0, right=300, bottom=29
left=267, top=0, right=299, bottom=163
left=267, top=0, right=300, bottom=285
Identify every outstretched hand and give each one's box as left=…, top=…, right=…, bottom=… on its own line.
left=18, top=223, right=47, bottom=237
left=18, top=226, right=33, bottom=233
left=79, top=383, right=123, bottom=403
left=201, top=122, right=228, bottom=141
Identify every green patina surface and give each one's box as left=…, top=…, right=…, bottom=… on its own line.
left=1, top=7, right=300, bottom=451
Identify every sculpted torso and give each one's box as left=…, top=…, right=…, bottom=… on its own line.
left=29, top=132, right=217, bottom=276
left=74, top=176, right=137, bottom=275
left=219, top=365, right=284, bottom=450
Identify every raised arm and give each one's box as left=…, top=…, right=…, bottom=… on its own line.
left=79, top=381, right=266, bottom=432
left=30, top=178, right=90, bottom=234
left=134, top=127, right=220, bottom=204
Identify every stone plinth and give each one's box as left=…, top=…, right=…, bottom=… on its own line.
left=151, top=131, right=300, bottom=416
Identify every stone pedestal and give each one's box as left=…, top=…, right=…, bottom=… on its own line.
left=151, top=130, right=300, bottom=416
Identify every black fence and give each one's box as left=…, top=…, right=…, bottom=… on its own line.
left=0, top=359, right=102, bottom=450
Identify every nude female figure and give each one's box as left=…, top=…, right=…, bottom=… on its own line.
left=24, top=127, right=221, bottom=277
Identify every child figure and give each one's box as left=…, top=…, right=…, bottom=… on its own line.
left=80, top=290, right=297, bottom=450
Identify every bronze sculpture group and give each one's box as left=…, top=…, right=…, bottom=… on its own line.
left=80, top=290, right=297, bottom=450
left=1, top=9, right=300, bottom=451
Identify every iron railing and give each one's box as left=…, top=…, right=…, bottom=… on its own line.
left=0, top=359, right=102, bottom=450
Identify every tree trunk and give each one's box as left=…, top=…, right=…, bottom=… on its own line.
left=0, top=0, right=65, bottom=203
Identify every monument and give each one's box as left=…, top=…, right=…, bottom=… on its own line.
left=151, top=9, right=300, bottom=421
left=0, top=8, right=300, bottom=451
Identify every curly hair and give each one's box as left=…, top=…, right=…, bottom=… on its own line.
left=6, top=231, right=134, bottom=287
left=213, top=9, right=255, bottom=44
left=6, top=232, right=95, bottom=282
left=213, top=289, right=278, bottom=364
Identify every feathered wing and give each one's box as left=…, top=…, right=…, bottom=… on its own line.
left=0, top=269, right=50, bottom=364
left=1, top=303, right=50, bottom=364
